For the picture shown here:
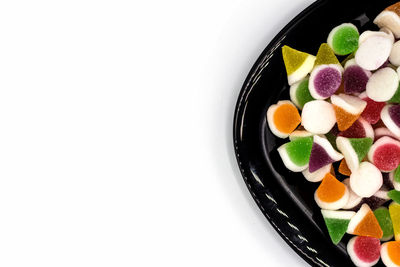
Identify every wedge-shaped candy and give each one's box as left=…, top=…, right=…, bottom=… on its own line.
left=336, top=137, right=372, bottom=172
left=374, top=207, right=394, bottom=241
left=309, top=135, right=343, bottom=172
left=267, top=100, right=301, bottom=138
left=347, top=236, right=381, bottom=267
left=331, top=94, right=367, bottom=131
left=338, top=159, right=351, bottom=176
left=327, top=23, right=359, bottom=56
left=338, top=118, right=374, bottom=139
left=282, top=45, right=316, bottom=85
left=382, top=104, right=400, bottom=139
left=389, top=201, right=400, bottom=241
left=289, top=78, right=314, bottom=109
left=374, top=2, right=400, bottom=38
left=277, top=136, right=313, bottom=172
left=314, top=173, right=348, bottom=210
left=301, top=100, right=336, bottom=134
left=302, top=163, right=332, bottom=183
left=375, top=127, right=400, bottom=141
left=359, top=92, right=386, bottom=125
left=288, top=129, right=313, bottom=141
left=366, top=67, right=399, bottom=102
left=350, top=162, right=383, bottom=198
left=381, top=241, right=400, bottom=267
left=314, top=43, right=342, bottom=67
left=309, top=64, right=343, bottom=99
left=343, top=178, right=363, bottom=210
left=321, top=209, right=355, bottom=244
left=389, top=190, right=400, bottom=204
left=347, top=203, right=383, bottom=239
left=355, top=31, right=393, bottom=71
left=343, top=59, right=371, bottom=95
left=368, top=136, right=400, bottom=172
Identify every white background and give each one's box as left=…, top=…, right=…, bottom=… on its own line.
left=0, top=0, right=314, bottom=266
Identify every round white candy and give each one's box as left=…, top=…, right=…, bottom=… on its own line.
left=355, top=35, right=393, bottom=71
left=350, top=162, right=383, bottom=198
left=301, top=100, right=336, bottom=134
left=366, top=67, right=399, bottom=102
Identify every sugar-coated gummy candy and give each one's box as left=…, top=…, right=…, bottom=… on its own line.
left=314, top=43, right=342, bottom=67
left=366, top=67, right=399, bottom=102
left=355, top=32, right=393, bottom=71
left=282, top=45, right=316, bottom=85
left=368, top=136, right=400, bottom=172
left=343, top=178, right=363, bottom=210
left=389, top=190, right=400, bottom=204
left=321, top=209, right=355, bottom=245
left=277, top=136, right=313, bottom=172
left=374, top=2, right=400, bottom=38
left=336, top=137, right=372, bottom=172
left=381, top=241, right=400, bottom=267
left=289, top=78, right=314, bottom=109
left=347, top=203, right=383, bottom=239
left=343, top=59, right=371, bottom=95
left=314, top=173, right=349, bottom=210
left=309, top=64, right=343, bottom=99
left=339, top=159, right=352, bottom=176
left=301, top=100, right=336, bottom=134
left=359, top=92, right=386, bottom=125
left=347, top=236, right=381, bottom=267
left=302, top=163, right=332, bottom=183
left=327, top=23, right=359, bottom=56
left=374, top=207, right=394, bottom=241
left=267, top=100, right=301, bottom=138
left=389, top=201, right=400, bottom=241
left=308, top=135, right=343, bottom=172
left=350, top=162, right=383, bottom=198
left=331, top=94, right=367, bottom=131
left=382, top=104, right=400, bottom=139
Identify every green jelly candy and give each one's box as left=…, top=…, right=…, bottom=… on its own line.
left=374, top=207, right=394, bottom=241
left=314, top=43, right=340, bottom=66
left=349, top=138, right=373, bottom=162
left=290, top=78, right=314, bottom=109
left=282, top=45, right=310, bottom=75
left=285, top=136, right=313, bottom=166
left=321, top=210, right=355, bottom=244
left=389, top=190, right=400, bottom=204
left=389, top=84, right=400, bottom=104
left=328, top=23, right=359, bottom=56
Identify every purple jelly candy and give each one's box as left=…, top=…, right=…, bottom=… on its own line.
left=343, top=66, right=370, bottom=94
left=389, top=105, right=400, bottom=128
left=313, top=67, right=342, bottom=98
left=308, top=143, right=335, bottom=172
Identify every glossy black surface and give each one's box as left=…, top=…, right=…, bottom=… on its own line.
left=233, top=0, right=397, bottom=266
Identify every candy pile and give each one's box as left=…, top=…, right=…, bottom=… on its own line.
left=267, top=3, right=400, bottom=266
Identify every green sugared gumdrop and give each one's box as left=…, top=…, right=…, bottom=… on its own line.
left=374, top=207, right=394, bottom=241
left=295, top=79, right=314, bottom=108
left=285, top=136, right=313, bottom=166
left=330, top=25, right=359, bottom=56
left=349, top=137, right=373, bottom=162
left=389, top=190, right=400, bottom=204
left=323, top=218, right=350, bottom=245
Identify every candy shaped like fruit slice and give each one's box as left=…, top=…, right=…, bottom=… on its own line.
left=381, top=241, right=400, bottom=267
left=336, top=137, right=372, bottom=172
left=343, top=178, right=363, bottom=210
left=343, top=59, right=371, bottom=95
left=321, top=209, right=355, bottom=244
left=338, top=159, right=352, bottom=176
left=374, top=207, right=394, bottom=241
left=309, top=64, right=343, bottom=99
left=382, top=104, right=400, bottom=139
left=350, top=162, right=383, bottom=198
left=327, top=23, right=359, bottom=56
left=366, top=67, right=399, bottom=102
left=267, top=100, right=301, bottom=138
left=359, top=92, right=386, bottom=125
left=282, top=45, right=316, bottom=85
left=355, top=34, right=393, bottom=71
left=301, top=100, right=336, bottom=134
left=347, top=203, right=383, bottom=239
left=347, top=236, right=381, bottom=267
left=277, top=136, right=313, bottom=172
left=374, top=2, right=400, bottom=38
left=338, top=118, right=374, bottom=139
left=368, top=136, right=400, bottom=172
left=389, top=201, right=400, bottom=241
left=331, top=94, right=367, bottom=131
left=308, top=135, right=343, bottom=172
left=289, top=78, right=314, bottom=109
left=302, top=163, right=332, bottom=183
left=314, top=173, right=348, bottom=210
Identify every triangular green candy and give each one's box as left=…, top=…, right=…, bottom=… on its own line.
left=349, top=138, right=373, bottom=162
left=314, top=43, right=340, bottom=67
left=285, top=136, right=313, bottom=166
left=321, top=210, right=354, bottom=245
left=374, top=207, right=394, bottom=241
left=388, top=190, right=400, bottom=204
left=282, top=45, right=310, bottom=75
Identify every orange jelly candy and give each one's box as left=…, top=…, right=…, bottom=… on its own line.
left=338, top=159, right=351, bottom=176
left=273, top=103, right=301, bottom=134
left=316, top=173, right=346, bottom=203
left=387, top=241, right=400, bottom=266
left=333, top=105, right=360, bottom=131
left=353, top=210, right=383, bottom=238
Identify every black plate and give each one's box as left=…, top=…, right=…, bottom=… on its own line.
left=233, top=0, right=397, bottom=266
